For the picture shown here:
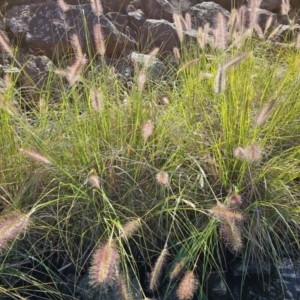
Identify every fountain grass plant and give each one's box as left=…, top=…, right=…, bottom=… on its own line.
left=1, top=4, right=300, bottom=300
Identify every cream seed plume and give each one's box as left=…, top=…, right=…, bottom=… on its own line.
left=219, top=220, right=243, bottom=253
left=137, top=69, right=147, bottom=92
left=184, top=13, right=192, bottom=31
left=222, top=52, right=251, bottom=70
left=214, top=12, right=227, bottom=49
left=87, top=169, right=101, bottom=189
left=70, top=34, right=83, bottom=58
left=89, top=240, right=120, bottom=286
left=208, top=203, right=243, bottom=222
left=144, top=48, right=159, bottom=68
left=176, top=271, right=199, bottom=300
left=119, top=219, right=140, bottom=240
left=255, top=99, right=276, bottom=126
left=170, top=257, right=188, bottom=281
left=118, top=273, right=130, bottom=300
left=142, top=120, right=154, bottom=141
left=90, top=87, right=104, bottom=112
left=156, top=170, right=169, bottom=186
left=281, top=0, right=291, bottom=15
left=56, top=54, right=88, bottom=85
left=93, top=23, right=106, bottom=56
left=233, top=146, right=246, bottom=159
left=149, top=246, right=168, bottom=291
left=0, top=212, right=30, bottom=251
left=214, top=65, right=226, bottom=94
left=214, top=52, right=251, bottom=93
left=19, top=148, right=52, bottom=165
left=0, top=30, right=13, bottom=58
left=173, top=47, right=181, bottom=61
left=244, top=143, right=261, bottom=162
left=57, top=0, right=69, bottom=12
left=91, top=0, right=103, bottom=16
left=173, top=13, right=184, bottom=42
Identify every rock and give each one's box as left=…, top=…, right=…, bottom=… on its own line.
left=20, top=54, right=54, bottom=89
left=6, top=2, right=136, bottom=60
left=76, top=272, right=143, bottom=300
left=188, top=2, right=230, bottom=29
left=199, top=0, right=246, bottom=11
left=273, top=258, right=300, bottom=300
left=126, top=5, right=147, bottom=33
left=260, top=0, right=283, bottom=13
left=62, top=0, right=132, bottom=13
left=140, top=19, right=180, bottom=54
left=141, top=0, right=191, bottom=22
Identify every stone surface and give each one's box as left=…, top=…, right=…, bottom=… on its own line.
left=140, top=19, right=180, bottom=54
left=188, top=2, right=230, bottom=29
left=141, top=0, right=191, bottom=22
left=6, top=2, right=136, bottom=60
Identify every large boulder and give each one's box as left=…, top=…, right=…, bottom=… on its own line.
left=6, top=2, right=136, bottom=60
left=140, top=19, right=180, bottom=54
left=188, top=2, right=230, bottom=29
left=140, top=0, right=191, bottom=22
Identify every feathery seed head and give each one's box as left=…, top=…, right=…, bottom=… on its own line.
left=119, top=219, right=140, bottom=240
left=176, top=271, right=198, bottom=300
left=209, top=203, right=243, bottom=222
left=142, top=120, right=154, bottom=142
left=94, top=23, right=106, bottom=56
left=91, top=0, right=103, bottom=16
left=173, top=13, right=184, bottom=42
left=233, top=146, right=246, bottom=159
left=255, top=99, right=276, bottom=126
left=90, top=87, right=104, bottom=112
left=145, top=48, right=159, bottom=68
left=137, top=69, right=147, bottom=92
left=0, top=212, right=30, bottom=251
left=149, top=247, right=168, bottom=291
left=89, top=240, right=120, bottom=286
left=244, top=143, right=262, bottom=162
left=70, top=34, right=83, bottom=58
left=58, top=0, right=69, bottom=12
left=219, top=220, right=243, bottom=253
left=156, top=170, right=169, bottom=186
left=170, top=257, right=188, bottom=281
left=0, top=30, right=13, bottom=58
left=19, top=148, right=52, bottom=165
left=281, top=0, right=291, bottom=15
left=118, top=273, right=131, bottom=300
left=161, top=97, right=170, bottom=105
left=229, top=193, right=242, bottom=207
left=173, top=47, right=181, bottom=61
left=87, top=169, right=101, bottom=189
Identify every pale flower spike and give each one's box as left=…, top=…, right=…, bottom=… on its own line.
left=142, top=120, right=154, bottom=141
left=20, top=148, right=52, bottom=165
left=156, top=170, right=169, bottom=186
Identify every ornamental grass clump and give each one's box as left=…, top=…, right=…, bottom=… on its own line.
left=89, top=240, right=120, bottom=286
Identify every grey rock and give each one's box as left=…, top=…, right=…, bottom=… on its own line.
left=188, top=2, right=230, bottom=29
left=141, top=0, right=191, bottom=22
left=6, top=2, right=136, bottom=60
left=140, top=19, right=180, bottom=54
left=76, top=272, right=144, bottom=300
